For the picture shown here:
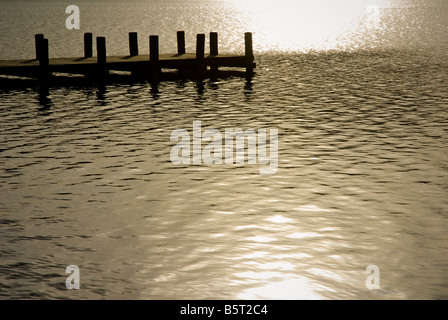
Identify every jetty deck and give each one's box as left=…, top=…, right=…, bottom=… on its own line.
left=0, top=54, right=254, bottom=76
left=0, top=31, right=255, bottom=86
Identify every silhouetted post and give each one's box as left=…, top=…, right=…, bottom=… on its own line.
left=177, top=31, right=186, bottom=55
left=84, top=32, right=93, bottom=58
left=210, top=32, right=218, bottom=56
left=96, top=37, right=106, bottom=64
left=129, top=32, right=138, bottom=56
left=38, top=38, right=49, bottom=81
left=244, top=32, right=254, bottom=74
left=96, top=37, right=106, bottom=76
left=35, top=34, right=44, bottom=60
left=38, top=38, right=49, bottom=67
left=149, top=35, right=160, bottom=81
left=196, top=34, right=205, bottom=77
left=210, top=32, right=218, bottom=75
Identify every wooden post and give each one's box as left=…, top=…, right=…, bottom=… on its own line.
left=244, top=32, right=254, bottom=74
left=38, top=38, right=49, bottom=81
left=244, top=32, right=254, bottom=59
left=129, top=32, right=138, bottom=56
left=210, top=32, right=218, bottom=55
left=84, top=32, right=93, bottom=58
left=35, top=34, right=44, bottom=60
left=210, top=32, right=218, bottom=75
left=149, top=35, right=160, bottom=81
left=96, top=37, right=106, bottom=64
left=96, top=37, right=106, bottom=77
left=38, top=38, right=49, bottom=67
left=196, top=34, right=205, bottom=77
left=177, top=31, right=186, bottom=55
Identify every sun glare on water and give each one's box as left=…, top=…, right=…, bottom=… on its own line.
left=227, top=0, right=386, bottom=52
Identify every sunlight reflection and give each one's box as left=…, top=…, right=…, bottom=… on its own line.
left=247, top=235, right=277, bottom=242
left=366, top=5, right=381, bottom=29
left=243, top=261, right=296, bottom=271
left=228, top=0, right=387, bottom=51
left=237, top=278, right=325, bottom=299
left=239, top=251, right=270, bottom=259
left=309, top=268, right=344, bottom=281
left=216, top=211, right=235, bottom=215
left=235, top=271, right=290, bottom=280
left=293, top=205, right=332, bottom=212
left=287, top=232, right=321, bottom=239
left=265, top=215, right=294, bottom=224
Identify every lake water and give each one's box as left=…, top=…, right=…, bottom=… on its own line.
left=1, top=0, right=448, bottom=299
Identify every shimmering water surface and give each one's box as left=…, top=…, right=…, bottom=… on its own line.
left=1, top=0, right=448, bottom=299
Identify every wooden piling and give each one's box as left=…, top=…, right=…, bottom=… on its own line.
left=38, top=38, right=49, bottom=67
left=35, top=34, right=44, bottom=60
left=149, top=35, right=160, bottom=81
left=38, top=38, right=49, bottom=81
left=129, top=32, right=138, bottom=56
left=244, top=32, right=254, bottom=74
left=210, top=32, right=218, bottom=56
left=210, top=32, right=218, bottom=75
left=196, top=34, right=205, bottom=77
left=84, top=32, right=93, bottom=58
left=96, top=37, right=106, bottom=64
left=177, top=31, right=186, bottom=55
left=96, top=37, right=106, bottom=77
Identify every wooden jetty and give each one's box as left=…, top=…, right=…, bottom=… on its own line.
left=0, top=31, right=256, bottom=87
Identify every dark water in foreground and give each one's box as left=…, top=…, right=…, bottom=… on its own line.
left=1, top=1, right=448, bottom=299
